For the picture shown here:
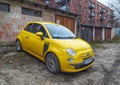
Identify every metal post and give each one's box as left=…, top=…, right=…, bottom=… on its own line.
left=66, top=0, right=67, bottom=11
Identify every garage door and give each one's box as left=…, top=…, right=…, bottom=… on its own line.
left=105, top=28, right=111, bottom=40
left=94, top=28, right=102, bottom=42
left=55, top=15, right=75, bottom=33
left=81, top=27, right=93, bottom=42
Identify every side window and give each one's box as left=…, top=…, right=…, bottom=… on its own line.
left=24, top=24, right=33, bottom=31
left=31, top=24, right=48, bottom=38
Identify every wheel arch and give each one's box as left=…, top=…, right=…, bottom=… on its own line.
left=45, top=51, right=61, bottom=67
left=45, top=52, right=58, bottom=60
left=45, top=52, right=61, bottom=73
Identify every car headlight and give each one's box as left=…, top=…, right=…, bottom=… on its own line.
left=66, top=48, right=76, bottom=56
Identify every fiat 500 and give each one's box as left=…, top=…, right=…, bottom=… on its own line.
left=16, top=22, right=94, bottom=73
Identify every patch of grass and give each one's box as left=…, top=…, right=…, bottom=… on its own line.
left=90, top=36, right=120, bottom=48
left=103, top=36, right=120, bottom=43
left=0, top=42, right=4, bottom=46
left=90, top=42, right=101, bottom=49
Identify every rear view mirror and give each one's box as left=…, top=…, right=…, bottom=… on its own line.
left=36, top=32, right=43, bottom=37
left=36, top=32, right=44, bottom=40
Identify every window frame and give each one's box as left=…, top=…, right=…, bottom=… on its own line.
left=0, top=2, right=10, bottom=12
left=22, top=7, right=42, bottom=17
left=24, top=23, right=49, bottom=38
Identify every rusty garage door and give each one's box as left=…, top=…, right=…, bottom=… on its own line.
left=55, top=15, right=75, bottom=33
left=81, top=27, right=93, bottom=42
left=94, top=27, right=102, bottom=42
left=105, top=28, right=111, bottom=40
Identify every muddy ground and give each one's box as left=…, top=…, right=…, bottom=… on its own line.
left=0, top=44, right=120, bottom=85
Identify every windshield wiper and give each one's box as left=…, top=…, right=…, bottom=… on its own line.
left=53, top=36, right=77, bottom=39
left=64, top=37, right=77, bottom=39
left=53, top=37, right=64, bottom=39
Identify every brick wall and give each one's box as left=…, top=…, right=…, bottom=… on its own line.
left=0, top=1, right=53, bottom=45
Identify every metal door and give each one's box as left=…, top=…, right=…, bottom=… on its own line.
left=81, top=27, right=93, bottom=42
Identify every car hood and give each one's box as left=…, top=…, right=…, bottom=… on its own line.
left=52, top=38, right=91, bottom=51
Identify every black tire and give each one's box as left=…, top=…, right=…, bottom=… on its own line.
left=16, top=40, right=22, bottom=52
left=46, top=53, right=60, bottom=74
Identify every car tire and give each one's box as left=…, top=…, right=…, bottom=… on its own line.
left=16, top=40, right=22, bottom=52
left=46, top=53, right=60, bottom=74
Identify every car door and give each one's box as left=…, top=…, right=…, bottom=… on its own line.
left=26, top=23, right=49, bottom=58
left=21, top=23, right=33, bottom=50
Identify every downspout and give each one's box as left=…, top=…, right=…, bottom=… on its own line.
left=75, top=17, right=77, bottom=35
left=102, top=27, right=105, bottom=41
left=93, top=26, right=95, bottom=41
left=75, top=15, right=80, bottom=36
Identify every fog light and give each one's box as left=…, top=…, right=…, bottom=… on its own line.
left=68, top=58, right=74, bottom=62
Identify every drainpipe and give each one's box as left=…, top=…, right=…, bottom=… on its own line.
left=75, top=18, right=77, bottom=35
left=93, top=26, right=95, bottom=41
left=75, top=15, right=80, bottom=36
left=102, top=27, right=105, bottom=41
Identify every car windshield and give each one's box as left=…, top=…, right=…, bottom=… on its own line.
left=45, top=24, right=76, bottom=39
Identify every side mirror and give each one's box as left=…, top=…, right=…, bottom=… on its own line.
left=36, top=32, right=44, bottom=40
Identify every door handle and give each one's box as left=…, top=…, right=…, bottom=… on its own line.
left=26, top=36, right=29, bottom=39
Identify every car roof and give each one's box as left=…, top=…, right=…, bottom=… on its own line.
left=26, top=21, right=56, bottom=25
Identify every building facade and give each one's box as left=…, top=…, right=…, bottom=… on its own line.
left=52, top=0, right=114, bottom=42
left=0, top=0, right=114, bottom=45
left=0, top=0, right=77, bottom=45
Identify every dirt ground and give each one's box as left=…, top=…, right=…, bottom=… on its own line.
left=0, top=44, right=120, bottom=85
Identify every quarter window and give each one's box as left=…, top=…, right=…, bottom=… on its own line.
left=24, top=24, right=33, bottom=31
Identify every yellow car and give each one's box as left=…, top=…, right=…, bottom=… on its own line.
left=16, top=22, right=94, bottom=73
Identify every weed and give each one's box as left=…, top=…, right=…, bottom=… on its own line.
left=103, top=36, right=120, bottom=43
left=90, top=42, right=101, bottom=49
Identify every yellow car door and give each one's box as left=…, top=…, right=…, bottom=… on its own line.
left=21, top=23, right=33, bottom=50
left=25, top=23, right=49, bottom=60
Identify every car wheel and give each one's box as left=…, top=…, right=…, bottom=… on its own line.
left=46, top=53, right=60, bottom=74
left=16, top=40, right=22, bottom=52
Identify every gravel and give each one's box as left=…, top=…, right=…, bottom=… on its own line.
left=0, top=44, right=120, bottom=85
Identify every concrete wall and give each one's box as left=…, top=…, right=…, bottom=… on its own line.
left=115, top=28, right=120, bottom=36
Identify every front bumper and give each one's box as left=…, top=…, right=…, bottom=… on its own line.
left=70, top=57, right=94, bottom=69
left=59, top=49, right=94, bottom=72
left=61, top=61, right=94, bottom=73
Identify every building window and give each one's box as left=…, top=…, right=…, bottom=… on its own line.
left=108, top=10, right=111, bottom=15
left=104, top=9, right=106, bottom=12
left=0, top=2, right=10, bottom=12
left=60, top=5, right=70, bottom=11
left=78, top=5, right=81, bottom=11
left=83, top=7, right=87, bottom=12
left=97, top=5, right=99, bottom=9
left=89, top=1, right=92, bottom=6
left=97, top=19, right=99, bottom=24
left=45, top=0, right=50, bottom=5
left=93, top=18, right=95, bottom=24
left=97, top=12, right=99, bottom=17
left=22, top=7, right=42, bottom=17
left=93, top=11, right=96, bottom=16
left=88, top=17, right=91, bottom=24
left=93, top=3, right=96, bottom=8
left=84, top=0, right=87, bottom=3
left=99, top=6, right=102, bottom=10
left=89, top=10, right=91, bottom=13
left=84, top=16, right=86, bottom=22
